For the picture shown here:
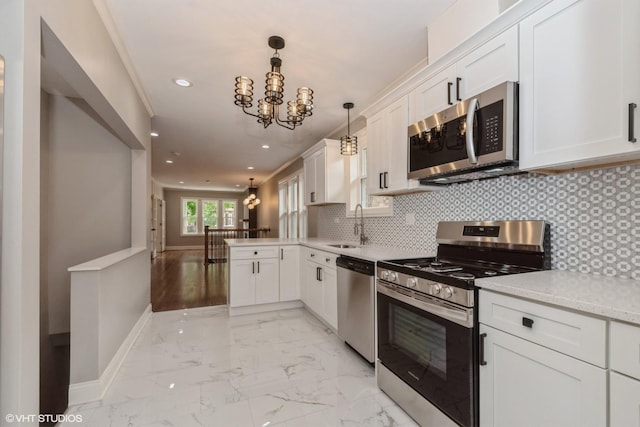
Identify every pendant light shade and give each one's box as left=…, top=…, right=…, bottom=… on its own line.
left=340, top=102, right=358, bottom=156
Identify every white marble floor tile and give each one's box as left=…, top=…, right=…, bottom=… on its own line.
left=66, top=307, right=418, bottom=427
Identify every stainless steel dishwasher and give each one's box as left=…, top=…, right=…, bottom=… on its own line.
left=336, top=255, right=375, bottom=363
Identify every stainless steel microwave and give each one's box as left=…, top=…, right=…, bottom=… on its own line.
left=408, top=82, right=519, bottom=184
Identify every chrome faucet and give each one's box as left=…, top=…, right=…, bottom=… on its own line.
left=354, top=203, right=368, bottom=245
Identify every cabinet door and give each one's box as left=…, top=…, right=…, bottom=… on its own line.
left=279, top=246, right=300, bottom=301
left=456, top=26, right=519, bottom=99
left=312, top=151, right=327, bottom=204
left=308, top=265, right=323, bottom=316
left=479, top=324, right=607, bottom=427
left=610, top=371, right=640, bottom=427
left=384, top=96, right=411, bottom=193
left=229, top=259, right=255, bottom=307
left=366, top=109, right=386, bottom=196
left=303, top=155, right=316, bottom=205
left=301, top=260, right=315, bottom=306
left=321, top=267, right=338, bottom=329
left=254, top=258, right=279, bottom=305
left=519, top=0, right=640, bottom=170
left=409, top=65, right=456, bottom=123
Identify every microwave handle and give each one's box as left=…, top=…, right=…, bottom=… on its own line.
left=465, top=97, right=479, bottom=164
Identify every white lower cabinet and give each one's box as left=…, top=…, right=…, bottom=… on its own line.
left=229, top=245, right=279, bottom=308
left=610, top=371, right=640, bottom=427
left=302, top=248, right=338, bottom=329
left=479, top=290, right=607, bottom=427
left=321, top=265, right=337, bottom=329
left=279, top=245, right=300, bottom=301
left=610, top=321, right=640, bottom=427
left=229, top=258, right=279, bottom=307
left=479, top=324, right=607, bottom=427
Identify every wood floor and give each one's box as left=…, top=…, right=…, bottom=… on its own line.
left=151, top=249, right=228, bottom=312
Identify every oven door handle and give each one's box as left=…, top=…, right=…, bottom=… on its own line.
left=465, top=97, right=478, bottom=165
left=377, top=282, right=473, bottom=328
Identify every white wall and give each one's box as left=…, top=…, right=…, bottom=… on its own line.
left=0, top=1, right=42, bottom=420
left=44, top=93, right=132, bottom=335
left=0, top=0, right=152, bottom=422
left=428, top=0, right=500, bottom=62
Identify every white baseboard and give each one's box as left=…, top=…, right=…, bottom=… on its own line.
left=68, top=304, right=152, bottom=405
left=229, top=300, right=303, bottom=317
left=165, top=245, right=203, bottom=250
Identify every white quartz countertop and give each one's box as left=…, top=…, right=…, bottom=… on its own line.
left=477, top=270, right=640, bottom=325
left=225, top=237, right=432, bottom=262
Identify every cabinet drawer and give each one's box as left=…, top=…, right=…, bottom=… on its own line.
left=320, top=252, right=337, bottom=269
left=610, top=321, right=640, bottom=380
left=479, top=290, right=606, bottom=367
left=230, top=245, right=278, bottom=260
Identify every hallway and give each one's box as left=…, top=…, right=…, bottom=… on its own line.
left=151, top=250, right=228, bottom=312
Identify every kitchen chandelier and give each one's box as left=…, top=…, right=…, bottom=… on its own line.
left=340, top=102, right=357, bottom=156
left=234, top=36, right=313, bottom=130
left=243, top=178, right=261, bottom=210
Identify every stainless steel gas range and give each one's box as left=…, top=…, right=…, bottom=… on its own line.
left=376, top=220, right=550, bottom=427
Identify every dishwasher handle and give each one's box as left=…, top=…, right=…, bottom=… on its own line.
left=336, top=256, right=375, bottom=276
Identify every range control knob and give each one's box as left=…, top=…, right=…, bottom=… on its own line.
left=380, top=270, right=389, bottom=280
left=389, top=272, right=399, bottom=282
left=406, top=278, right=418, bottom=288
left=431, top=284, right=442, bottom=295
left=442, top=286, right=454, bottom=299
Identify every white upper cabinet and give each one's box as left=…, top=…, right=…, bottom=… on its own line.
left=367, top=96, right=440, bottom=195
left=410, top=26, right=519, bottom=123
left=519, top=0, right=640, bottom=170
left=303, top=139, right=345, bottom=205
left=456, top=26, right=519, bottom=102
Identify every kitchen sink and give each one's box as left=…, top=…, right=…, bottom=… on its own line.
left=328, top=243, right=359, bottom=249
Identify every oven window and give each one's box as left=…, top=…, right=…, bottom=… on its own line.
left=390, top=304, right=447, bottom=379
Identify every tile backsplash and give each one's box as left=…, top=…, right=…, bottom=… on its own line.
left=317, top=164, right=640, bottom=280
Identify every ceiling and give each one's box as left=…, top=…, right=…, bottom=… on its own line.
left=101, top=0, right=457, bottom=192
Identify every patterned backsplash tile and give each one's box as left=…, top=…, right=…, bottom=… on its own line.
left=317, top=164, right=640, bottom=280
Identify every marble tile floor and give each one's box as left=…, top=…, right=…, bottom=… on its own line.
left=63, top=306, right=419, bottom=427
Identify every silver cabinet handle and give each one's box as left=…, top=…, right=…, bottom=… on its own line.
left=465, top=97, right=479, bottom=165
left=281, top=248, right=284, bottom=260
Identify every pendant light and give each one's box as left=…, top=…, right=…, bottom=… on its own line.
left=340, top=102, right=358, bottom=156
left=234, top=36, right=314, bottom=130
left=242, top=178, right=261, bottom=210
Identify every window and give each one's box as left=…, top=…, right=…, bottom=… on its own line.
left=346, top=128, right=393, bottom=217
left=278, top=170, right=307, bottom=238
left=183, top=199, right=198, bottom=235
left=222, top=200, right=237, bottom=228
left=181, top=198, right=238, bottom=235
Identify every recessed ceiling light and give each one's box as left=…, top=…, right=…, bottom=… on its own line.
left=165, top=160, right=174, bottom=164
left=235, top=184, right=241, bottom=187
left=261, top=145, right=270, bottom=149
left=247, top=166, right=254, bottom=170
left=179, top=181, right=184, bottom=184
left=173, top=78, right=192, bottom=87
left=150, top=131, right=159, bottom=137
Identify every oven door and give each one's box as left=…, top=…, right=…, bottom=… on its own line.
left=377, top=281, right=477, bottom=427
